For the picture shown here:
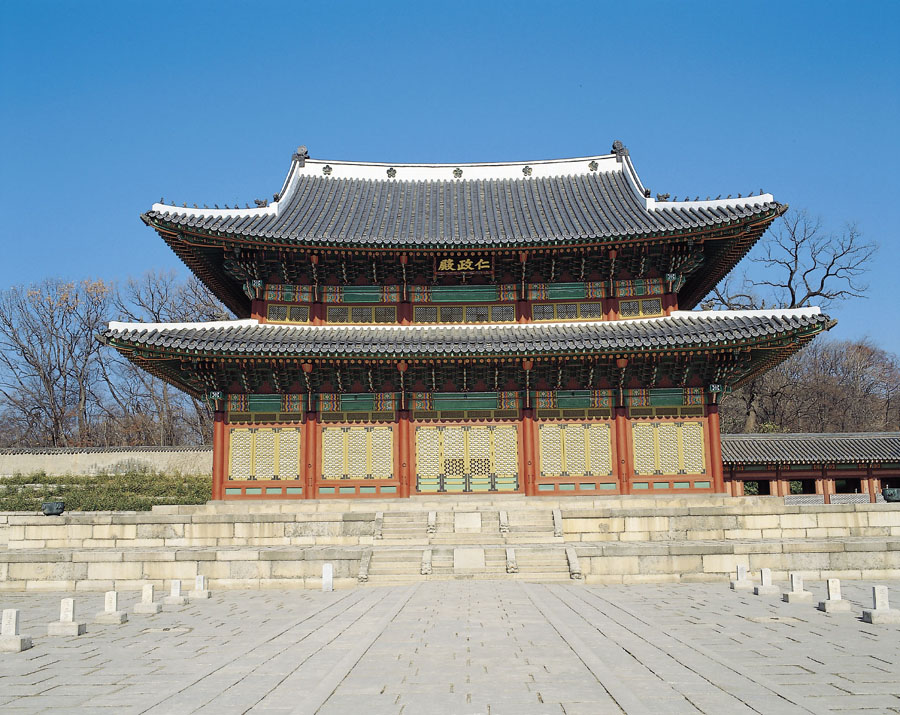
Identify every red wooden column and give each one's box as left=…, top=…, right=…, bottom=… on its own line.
left=211, top=410, right=227, bottom=500
left=707, top=404, right=725, bottom=494
left=614, top=406, right=630, bottom=494
left=303, top=411, right=318, bottom=499
left=397, top=410, right=411, bottom=498
left=521, top=407, right=537, bottom=496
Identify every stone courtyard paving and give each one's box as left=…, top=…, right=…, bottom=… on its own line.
left=1, top=580, right=900, bottom=714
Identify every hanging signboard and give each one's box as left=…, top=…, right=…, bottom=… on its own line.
left=434, top=256, right=493, bottom=274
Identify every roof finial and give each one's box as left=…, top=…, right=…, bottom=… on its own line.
left=611, top=140, right=629, bottom=162
left=294, top=145, right=309, bottom=167
left=254, top=198, right=268, bottom=208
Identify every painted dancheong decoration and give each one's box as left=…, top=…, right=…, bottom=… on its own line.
left=100, top=141, right=833, bottom=500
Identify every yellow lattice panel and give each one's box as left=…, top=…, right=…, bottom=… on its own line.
left=416, top=427, right=441, bottom=478
left=491, top=425, right=519, bottom=478
left=254, top=429, right=277, bottom=480
left=587, top=423, right=612, bottom=476
left=539, top=424, right=563, bottom=477
left=278, top=428, right=301, bottom=480
left=681, top=421, right=706, bottom=474
left=632, top=423, right=656, bottom=476
left=321, top=427, right=345, bottom=480
left=564, top=425, right=586, bottom=476
left=229, top=429, right=253, bottom=480
left=345, top=428, right=368, bottom=478
left=657, top=423, right=679, bottom=475
left=369, top=427, right=394, bottom=479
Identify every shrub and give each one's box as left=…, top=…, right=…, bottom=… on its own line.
left=0, top=471, right=211, bottom=512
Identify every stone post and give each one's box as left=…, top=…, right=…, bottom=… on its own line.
left=322, top=563, right=334, bottom=592
left=817, top=578, right=851, bottom=613
left=94, top=590, right=128, bottom=624
left=1, top=609, right=32, bottom=653
left=163, top=580, right=188, bottom=606
left=134, top=584, right=162, bottom=614
left=782, top=572, right=813, bottom=603
left=754, top=567, right=780, bottom=596
left=730, top=564, right=752, bottom=591
left=863, top=585, right=900, bottom=624
left=189, top=575, right=211, bottom=600
left=48, top=598, right=86, bottom=636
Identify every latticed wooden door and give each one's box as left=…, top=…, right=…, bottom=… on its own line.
left=415, top=424, right=518, bottom=493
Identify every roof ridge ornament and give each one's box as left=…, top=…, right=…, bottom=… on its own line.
left=611, top=140, right=629, bottom=162
left=294, top=145, right=309, bottom=167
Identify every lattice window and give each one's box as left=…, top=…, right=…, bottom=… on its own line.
left=327, top=306, right=349, bottom=323
left=351, top=306, right=372, bottom=323
left=491, top=304, right=515, bottom=322
left=266, top=304, right=288, bottom=322
left=681, top=422, right=705, bottom=474
left=289, top=306, right=310, bottom=323
left=320, top=425, right=394, bottom=480
left=255, top=429, right=277, bottom=480
left=229, top=429, right=253, bottom=480
left=619, top=298, right=662, bottom=319
left=374, top=306, right=396, bottom=323
left=228, top=427, right=303, bottom=481
left=539, top=422, right=612, bottom=477
left=631, top=421, right=705, bottom=475
left=415, top=424, right=518, bottom=492
left=279, top=429, right=300, bottom=480
left=440, top=306, right=464, bottom=322
left=632, top=423, right=656, bottom=476
left=532, top=304, right=555, bottom=321
left=466, top=305, right=489, bottom=323
left=556, top=303, right=577, bottom=320
left=414, top=306, right=439, bottom=323
left=579, top=302, right=604, bottom=318
left=620, top=300, right=641, bottom=318
left=532, top=303, right=603, bottom=321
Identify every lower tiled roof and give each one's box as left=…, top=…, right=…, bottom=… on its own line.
left=722, top=432, right=900, bottom=465
left=101, top=309, right=830, bottom=359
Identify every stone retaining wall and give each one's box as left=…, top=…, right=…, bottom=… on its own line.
left=0, top=447, right=212, bottom=476
left=561, top=503, right=900, bottom=542
left=0, top=546, right=363, bottom=592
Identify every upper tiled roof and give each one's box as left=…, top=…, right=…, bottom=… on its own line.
left=722, top=432, right=900, bottom=465
left=143, top=145, right=782, bottom=248
left=102, top=308, right=829, bottom=359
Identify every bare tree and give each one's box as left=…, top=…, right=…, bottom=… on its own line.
left=0, top=279, right=112, bottom=447
left=707, top=209, right=877, bottom=431
left=708, top=209, right=876, bottom=311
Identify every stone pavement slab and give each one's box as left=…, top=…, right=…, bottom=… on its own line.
left=0, top=579, right=899, bottom=713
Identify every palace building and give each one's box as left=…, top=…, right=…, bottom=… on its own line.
left=102, top=142, right=833, bottom=500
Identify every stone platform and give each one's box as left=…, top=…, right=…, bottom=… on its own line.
left=2, top=495, right=899, bottom=591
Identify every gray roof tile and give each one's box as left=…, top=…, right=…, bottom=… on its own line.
left=103, top=310, right=829, bottom=359
left=146, top=171, right=780, bottom=247
left=722, top=433, right=900, bottom=465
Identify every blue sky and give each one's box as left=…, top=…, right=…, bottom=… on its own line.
left=1, top=1, right=898, bottom=351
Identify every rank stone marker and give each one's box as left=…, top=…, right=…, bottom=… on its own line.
left=862, top=585, right=900, bottom=624
left=163, top=579, right=188, bottom=606
left=782, top=572, right=813, bottom=603
left=1, top=609, right=32, bottom=653
left=94, top=590, right=128, bottom=625
left=134, top=584, right=162, bottom=614
left=322, top=563, right=334, bottom=592
left=754, top=567, right=780, bottom=596
left=730, top=564, right=753, bottom=591
left=189, top=575, right=211, bottom=599
left=818, top=578, right=852, bottom=613
left=48, top=598, right=86, bottom=636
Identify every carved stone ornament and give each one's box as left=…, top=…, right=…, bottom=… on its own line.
left=453, top=167, right=463, bottom=179
left=522, top=165, right=533, bottom=177
left=588, top=160, right=598, bottom=171
left=323, top=165, right=333, bottom=175
left=387, top=167, right=397, bottom=178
